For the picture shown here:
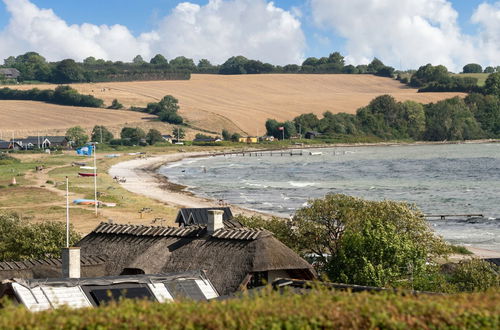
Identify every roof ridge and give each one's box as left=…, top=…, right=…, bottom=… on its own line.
left=0, top=255, right=108, bottom=271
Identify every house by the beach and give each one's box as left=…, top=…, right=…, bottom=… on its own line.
left=175, top=207, right=238, bottom=227
left=162, top=135, right=173, bottom=143
left=76, top=211, right=316, bottom=295
left=0, top=68, right=20, bottom=80
left=0, top=271, right=218, bottom=311
left=0, top=211, right=315, bottom=297
left=238, top=136, right=258, bottom=144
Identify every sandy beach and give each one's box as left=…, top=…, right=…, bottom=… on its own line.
left=108, top=151, right=270, bottom=218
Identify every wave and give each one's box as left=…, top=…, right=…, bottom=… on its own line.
left=289, top=181, right=316, bottom=187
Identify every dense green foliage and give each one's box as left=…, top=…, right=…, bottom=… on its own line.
left=268, top=88, right=500, bottom=141
left=65, top=126, right=89, bottom=147
left=409, top=64, right=480, bottom=92
left=238, top=194, right=499, bottom=293
left=1, top=287, right=498, bottom=329
left=120, top=127, right=146, bottom=146
left=463, top=63, right=483, bottom=74
left=91, top=125, right=114, bottom=144
left=172, top=127, right=185, bottom=140
left=132, top=95, right=184, bottom=124
left=0, top=85, right=104, bottom=108
left=146, top=129, right=163, bottom=145
left=0, top=212, right=81, bottom=261
left=107, top=99, right=123, bottom=109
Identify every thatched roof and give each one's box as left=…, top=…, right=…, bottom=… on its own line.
left=175, top=207, right=240, bottom=228
left=0, top=255, right=108, bottom=280
left=78, top=222, right=315, bottom=295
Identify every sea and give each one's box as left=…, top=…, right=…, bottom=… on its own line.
left=159, top=143, right=500, bottom=252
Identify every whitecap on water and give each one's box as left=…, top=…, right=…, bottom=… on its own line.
left=289, top=181, right=316, bottom=187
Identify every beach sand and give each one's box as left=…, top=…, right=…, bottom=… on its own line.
left=108, top=151, right=269, bottom=218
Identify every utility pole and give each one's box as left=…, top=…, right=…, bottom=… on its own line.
left=93, top=142, right=98, bottom=217
left=100, top=126, right=103, bottom=144
left=66, top=176, right=70, bottom=248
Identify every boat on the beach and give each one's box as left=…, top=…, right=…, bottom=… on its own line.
left=78, top=172, right=97, bottom=177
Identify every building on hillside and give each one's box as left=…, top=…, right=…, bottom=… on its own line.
left=260, top=136, right=275, bottom=142
left=0, top=140, right=21, bottom=150
left=305, top=131, right=321, bottom=139
left=44, top=136, right=70, bottom=148
left=16, top=137, right=51, bottom=149
left=162, top=134, right=173, bottom=143
left=0, top=68, right=20, bottom=79
left=0, top=271, right=218, bottom=311
left=77, top=211, right=316, bottom=295
left=238, top=136, right=258, bottom=144
left=175, top=207, right=240, bottom=228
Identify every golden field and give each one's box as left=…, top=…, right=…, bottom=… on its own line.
left=3, top=74, right=464, bottom=136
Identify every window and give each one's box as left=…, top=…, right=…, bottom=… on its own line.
left=82, top=284, right=155, bottom=306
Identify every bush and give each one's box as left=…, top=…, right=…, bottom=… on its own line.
left=0, top=212, right=81, bottom=261
left=448, top=259, right=500, bottom=292
left=0, top=154, right=19, bottom=165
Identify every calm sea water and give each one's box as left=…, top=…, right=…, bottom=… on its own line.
left=159, top=143, right=500, bottom=251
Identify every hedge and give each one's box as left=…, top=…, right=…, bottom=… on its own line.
left=0, top=288, right=498, bottom=329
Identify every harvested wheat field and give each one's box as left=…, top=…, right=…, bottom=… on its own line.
left=7, top=74, right=464, bottom=135
left=0, top=100, right=181, bottom=138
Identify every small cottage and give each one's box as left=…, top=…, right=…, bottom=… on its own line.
left=175, top=207, right=238, bottom=227
left=77, top=211, right=316, bottom=295
left=0, top=68, right=20, bottom=79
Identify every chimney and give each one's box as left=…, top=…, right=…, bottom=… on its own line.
left=62, top=247, right=81, bottom=278
left=207, top=209, right=224, bottom=234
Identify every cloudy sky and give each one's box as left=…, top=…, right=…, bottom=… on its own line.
left=0, top=0, right=498, bottom=71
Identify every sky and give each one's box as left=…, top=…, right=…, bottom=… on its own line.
left=0, top=0, right=498, bottom=72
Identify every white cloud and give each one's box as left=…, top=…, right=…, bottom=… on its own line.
left=310, top=0, right=500, bottom=72
left=0, top=0, right=305, bottom=65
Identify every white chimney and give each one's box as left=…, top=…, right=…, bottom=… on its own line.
left=207, top=209, right=224, bottom=234
left=62, top=247, right=81, bottom=278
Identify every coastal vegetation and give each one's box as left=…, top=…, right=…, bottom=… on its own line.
left=237, top=194, right=500, bottom=293
left=0, top=289, right=498, bottom=329
left=0, top=212, right=80, bottom=261
left=267, top=73, right=500, bottom=141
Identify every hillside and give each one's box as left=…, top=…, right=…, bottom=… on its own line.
left=6, top=74, right=464, bottom=135
left=0, top=100, right=165, bottom=138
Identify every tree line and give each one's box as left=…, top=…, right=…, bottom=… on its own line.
left=266, top=72, right=500, bottom=141
left=1, top=51, right=397, bottom=84
left=0, top=85, right=103, bottom=108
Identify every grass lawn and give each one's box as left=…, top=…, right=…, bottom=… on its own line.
left=452, top=73, right=490, bottom=86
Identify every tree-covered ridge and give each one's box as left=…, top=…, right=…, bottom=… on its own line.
left=267, top=73, right=500, bottom=141
left=0, top=51, right=398, bottom=84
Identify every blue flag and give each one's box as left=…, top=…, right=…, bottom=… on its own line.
left=76, top=145, right=93, bottom=156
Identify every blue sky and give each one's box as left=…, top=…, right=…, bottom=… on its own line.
left=0, top=0, right=498, bottom=71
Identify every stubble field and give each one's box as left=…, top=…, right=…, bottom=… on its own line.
left=3, top=74, right=464, bottom=136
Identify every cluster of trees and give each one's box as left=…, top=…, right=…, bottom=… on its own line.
left=407, top=64, right=480, bottom=93
left=0, top=212, right=81, bottom=261
left=219, top=54, right=395, bottom=76
left=65, top=125, right=169, bottom=147
left=267, top=73, right=500, bottom=141
left=131, top=95, right=183, bottom=125
left=463, top=63, right=500, bottom=74
left=0, top=85, right=104, bottom=108
left=2, top=52, right=189, bottom=84
left=237, top=194, right=499, bottom=292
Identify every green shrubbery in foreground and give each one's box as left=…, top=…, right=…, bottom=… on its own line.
left=1, top=289, right=498, bottom=329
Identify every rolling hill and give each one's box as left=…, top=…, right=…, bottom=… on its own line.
left=3, top=74, right=464, bottom=136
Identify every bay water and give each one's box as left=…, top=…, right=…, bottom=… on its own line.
left=159, top=143, right=500, bottom=251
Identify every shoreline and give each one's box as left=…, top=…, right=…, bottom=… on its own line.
left=109, top=143, right=500, bottom=259
left=108, top=151, right=273, bottom=219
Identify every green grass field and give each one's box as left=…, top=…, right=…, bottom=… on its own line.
left=452, top=73, right=490, bottom=86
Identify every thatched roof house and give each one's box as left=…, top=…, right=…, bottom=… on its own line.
left=78, top=214, right=315, bottom=295
left=175, top=207, right=240, bottom=228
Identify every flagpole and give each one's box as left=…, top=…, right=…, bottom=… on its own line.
left=66, top=176, right=70, bottom=248
left=93, top=142, right=98, bottom=217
